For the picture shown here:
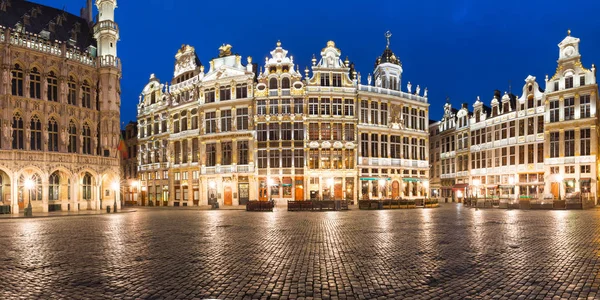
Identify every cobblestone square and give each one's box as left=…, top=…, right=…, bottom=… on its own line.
left=1, top=204, right=600, bottom=299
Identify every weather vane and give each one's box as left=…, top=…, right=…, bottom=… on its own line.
left=385, top=31, right=392, bottom=48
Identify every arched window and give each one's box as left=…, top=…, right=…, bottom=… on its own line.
left=68, top=76, right=77, bottom=105
left=30, top=115, right=42, bottom=151
left=29, top=67, right=42, bottom=99
left=68, top=121, right=77, bottom=153
left=47, top=71, right=58, bottom=102
left=48, top=118, right=59, bottom=152
left=82, top=173, right=92, bottom=201
left=150, top=92, right=156, bottom=104
left=82, top=123, right=92, bottom=155
left=49, top=172, right=60, bottom=201
left=269, top=78, right=278, bottom=90
left=527, top=95, right=534, bottom=109
left=181, top=111, right=188, bottom=131
left=173, top=114, right=180, bottom=133
left=81, top=80, right=91, bottom=109
left=12, top=113, right=24, bottom=150
left=281, top=77, right=290, bottom=89
left=11, top=64, right=24, bottom=96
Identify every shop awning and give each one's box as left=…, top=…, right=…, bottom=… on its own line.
left=499, top=185, right=515, bottom=189
left=453, top=184, right=469, bottom=189
left=581, top=178, right=592, bottom=183
left=516, top=182, right=545, bottom=186
left=360, top=177, right=391, bottom=181
left=402, top=178, right=421, bottom=182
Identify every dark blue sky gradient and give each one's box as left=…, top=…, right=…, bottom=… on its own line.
left=34, top=0, right=600, bottom=124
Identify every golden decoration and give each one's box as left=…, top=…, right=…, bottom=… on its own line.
left=218, top=44, right=232, bottom=57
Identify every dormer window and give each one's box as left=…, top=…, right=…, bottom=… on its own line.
left=320, top=74, right=330, bottom=86
left=332, top=74, right=342, bottom=87
left=554, top=81, right=559, bottom=91
left=475, top=110, right=480, bottom=122
left=565, top=76, right=573, bottom=89
left=492, top=106, right=498, bottom=117
left=580, top=75, right=586, bottom=86
left=527, top=95, right=534, bottom=109
left=503, top=102, right=510, bottom=113
left=269, top=78, right=278, bottom=90
left=281, top=78, right=290, bottom=89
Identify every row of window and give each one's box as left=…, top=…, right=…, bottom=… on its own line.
left=11, top=65, right=94, bottom=108
left=257, top=98, right=306, bottom=115
left=360, top=134, right=427, bottom=160
left=257, top=149, right=306, bottom=169
left=549, top=128, right=592, bottom=158
left=7, top=114, right=94, bottom=154
left=8, top=173, right=93, bottom=202
left=549, top=95, right=591, bottom=122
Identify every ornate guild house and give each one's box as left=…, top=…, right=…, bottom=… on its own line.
left=137, top=33, right=430, bottom=206
left=0, top=0, right=122, bottom=214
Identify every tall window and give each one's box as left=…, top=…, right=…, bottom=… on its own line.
left=236, top=108, right=248, bottom=130
left=11, top=64, right=24, bottom=96
left=219, top=86, right=231, bottom=101
left=221, top=110, right=232, bottom=132
left=332, top=123, right=342, bottom=140
left=581, top=128, right=591, bottom=156
left=257, top=100, right=267, bottom=115
left=180, top=111, right=188, bottom=131
left=580, top=95, right=591, bottom=118
left=190, top=110, right=198, bottom=130
left=293, top=122, right=304, bottom=141
left=81, top=81, right=91, bottom=109
left=206, top=144, right=216, bottom=166
left=381, top=135, right=388, bottom=158
left=68, top=121, right=77, bottom=153
left=537, top=116, right=544, bottom=134
left=238, top=141, right=249, bottom=165
left=370, top=102, right=379, bottom=124
left=371, top=134, right=378, bottom=157
left=519, top=145, right=525, bottom=164
left=47, top=71, right=58, bottom=102
left=391, top=136, right=401, bottom=158
left=257, top=150, right=267, bottom=168
left=82, top=173, right=92, bottom=201
left=181, top=140, right=188, bottom=163
left=281, top=78, right=290, bottom=89
left=192, top=138, right=199, bottom=163
left=269, top=78, right=278, bottom=90
left=360, top=100, right=369, bottom=123
left=565, top=76, right=573, bottom=89
left=205, top=88, right=215, bottom=103
left=236, top=84, right=248, bottom=99
left=82, top=123, right=92, bottom=154
left=12, top=114, right=24, bottom=150
left=381, top=103, right=388, bottom=126
left=527, top=144, right=534, bottom=164
left=309, top=149, right=319, bottom=169
left=49, top=172, right=60, bottom=201
left=222, top=142, right=232, bottom=165
left=269, top=123, right=280, bottom=140
left=294, top=98, right=303, bottom=114
left=270, top=150, right=280, bottom=168
left=564, top=130, right=574, bottom=157
left=48, top=118, right=59, bottom=152
left=257, top=124, right=267, bottom=141
left=537, top=143, right=544, bottom=163
left=344, top=124, right=354, bottom=141
left=320, top=123, right=330, bottom=140
left=205, top=112, right=216, bottom=133
left=332, top=98, right=342, bottom=116
left=281, top=99, right=291, bottom=114
left=282, top=149, right=292, bottom=168
left=527, top=118, right=534, bottom=135
left=550, top=132, right=560, bottom=158
left=308, top=98, right=318, bottom=115
left=30, top=115, right=42, bottom=151
left=361, top=133, right=369, bottom=157
left=174, top=141, right=181, bottom=164
left=564, top=97, right=574, bottom=121
left=269, top=99, right=279, bottom=115
left=282, top=123, right=292, bottom=140
left=320, top=73, right=330, bottom=86
left=29, top=67, right=41, bottom=99
left=332, top=74, right=342, bottom=87
left=320, top=98, right=331, bottom=115
left=344, top=99, right=354, bottom=116
left=549, top=100, right=559, bottom=122
left=294, top=149, right=304, bottom=168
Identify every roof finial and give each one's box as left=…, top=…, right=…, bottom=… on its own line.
left=276, top=40, right=281, bottom=47
left=568, top=29, right=571, bottom=36
left=385, top=30, right=392, bottom=49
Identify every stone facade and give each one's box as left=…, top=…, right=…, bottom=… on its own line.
left=137, top=34, right=430, bottom=207
left=0, top=0, right=121, bottom=214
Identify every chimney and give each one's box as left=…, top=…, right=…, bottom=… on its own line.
left=86, top=0, right=93, bottom=23
left=494, top=90, right=501, bottom=99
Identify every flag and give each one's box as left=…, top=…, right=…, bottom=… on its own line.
left=117, top=133, right=128, bottom=159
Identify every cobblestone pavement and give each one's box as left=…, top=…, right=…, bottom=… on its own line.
left=1, top=204, right=600, bottom=299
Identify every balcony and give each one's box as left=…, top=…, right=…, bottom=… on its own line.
left=358, top=85, right=428, bottom=103
left=94, top=20, right=119, bottom=35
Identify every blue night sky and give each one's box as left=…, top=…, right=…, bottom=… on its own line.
left=35, top=0, right=600, bottom=125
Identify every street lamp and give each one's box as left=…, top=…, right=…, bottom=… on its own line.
left=24, top=178, right=34, bottom=217
left=111, top=181, right=119, bottom=213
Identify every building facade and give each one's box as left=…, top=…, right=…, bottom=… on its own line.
left=137, top=35, right=430, bottom=206
left=0, top=0, right=122, bottom=214
left=429, top=32, right=599, bottom=206
left=121, top=121, right=138, bottom=205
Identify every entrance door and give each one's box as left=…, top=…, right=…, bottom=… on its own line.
left=238, top=183, right=249, bottom=205
left=295, top=177, right=303, bottom=201
left=334, top=183, right=343, bottom=200
left=392, top=181, right=400, bottom=199
left=224, top=186, right=232, bottom=206
left=551, top=182, right=560, bottom=199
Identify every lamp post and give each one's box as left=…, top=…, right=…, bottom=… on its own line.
left=111, top=181, right=119, bottom=213
left=24, top=178, right=34, bottom=217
